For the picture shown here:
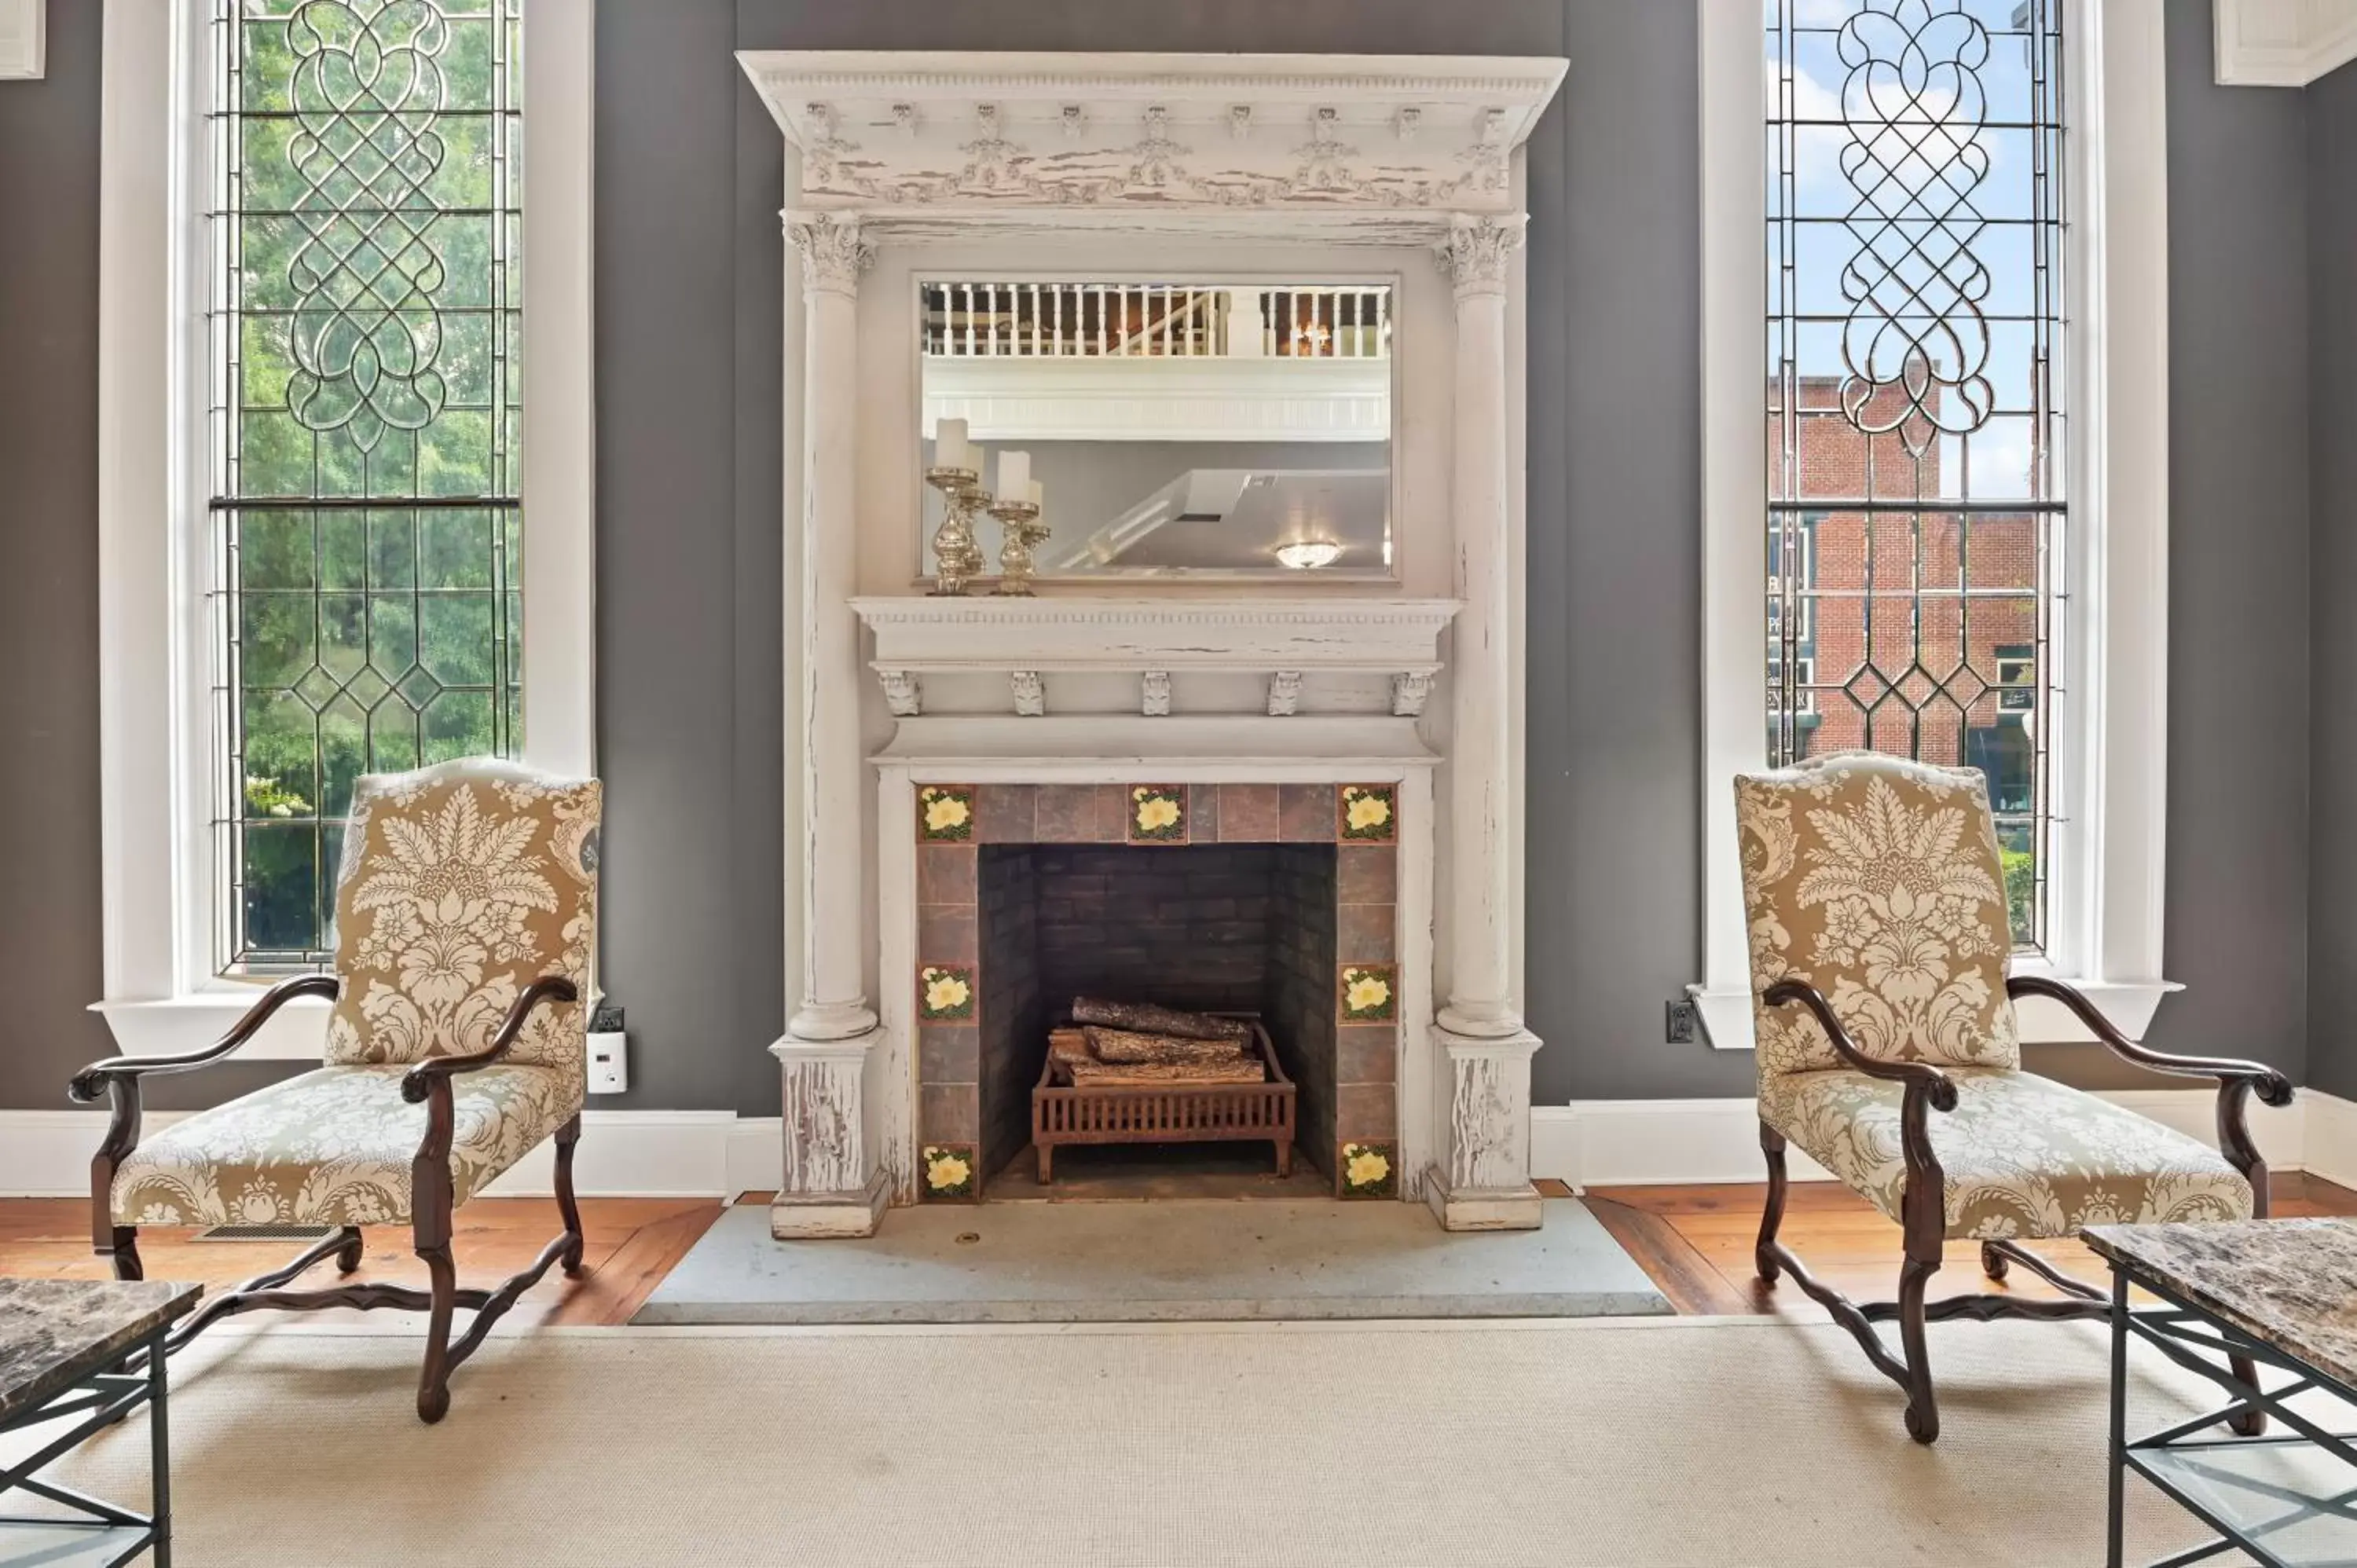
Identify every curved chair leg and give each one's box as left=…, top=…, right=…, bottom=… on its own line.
left=1897, top=1252, right=1942, bottom=1445
left=1978, top=1240, right=2009, bottom=1282
left=333, top=1225, right=365, bottom=1276
left=554, top=1115, right=585, bottom=1278
left=2228, top=1353, right=2267, bottom=1437
left=108, top=1227, right=144, bottom=1282
left=1755, top=1123, right=1788, bottom=1285
left=416, top=1243, right=458, bottom=1424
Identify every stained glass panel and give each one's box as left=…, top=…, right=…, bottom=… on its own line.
left=1765, top=0, right=2066, bottom=949
left=208, top=0, right=523, bottom=970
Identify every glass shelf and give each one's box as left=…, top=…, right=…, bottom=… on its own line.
left=2131, top=1435, right=2357, bottom=1566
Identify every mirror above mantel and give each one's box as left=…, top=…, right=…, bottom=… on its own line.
left=917, top=277, right=1395, bottom=581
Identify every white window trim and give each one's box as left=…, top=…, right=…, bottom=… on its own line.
left=93, top=0, right=597, bottom=1060
left=1691, top=0, right=2176, bottom=1051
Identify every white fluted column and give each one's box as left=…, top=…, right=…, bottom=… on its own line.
left=1428, top=214, right=1541, bottom=1232
left=773, top=211, right=888, bottom=1238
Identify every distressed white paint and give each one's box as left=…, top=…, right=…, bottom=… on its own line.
left=784, top=211, right=882, bottom=1047
left=852, top=595, right=1457, bottom=672
left=734, top=52, right=1565, bottom=221
left=1431, top=217, right=1524, bottom=1042
left=878, top=669, right=922, bottom=716
left=744, top=53, right=1564, bottom=1232
left=1425, top=1027, right=1542, bottom=1230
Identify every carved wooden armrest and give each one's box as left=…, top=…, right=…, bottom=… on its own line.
left=2004, top=976, right=2294, bottom=1102
left=67, top=973, right=341, bottom=1104
left=2005, top=974, right=2291, bottom=1197
left=399, top=977, right=579, bottom=1105
left=1762, top=979, right=1959, bottom=1112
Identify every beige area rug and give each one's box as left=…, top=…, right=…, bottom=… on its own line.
left=20, top=1316, right=2269, bottom=1566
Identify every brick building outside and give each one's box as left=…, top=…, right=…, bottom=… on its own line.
left=1772, top=372, right=2046, bottom=933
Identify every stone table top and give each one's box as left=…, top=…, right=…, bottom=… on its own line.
left=2084, top=1218, right=2357, bottom=1392
left=0, top=1277, right=201, bottom=1424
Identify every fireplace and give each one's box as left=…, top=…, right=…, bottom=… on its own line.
left=911, top=785, right=1400, bottom=1201
left=742, top=51, right=1567, bottom=1240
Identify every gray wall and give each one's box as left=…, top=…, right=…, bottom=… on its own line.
left=2149, top=0, right=2315, bottom=1090
left=0, top=1, right=2337, bottom=1114
left=2308, top=57, right=2357, bottom=1099
left=0, top=0, right=112, bottom=1108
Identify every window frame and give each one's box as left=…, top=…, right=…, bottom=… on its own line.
left=95, top=0, right=596, bottom=1059
left=1692, top=0, right=2176, bottom=1051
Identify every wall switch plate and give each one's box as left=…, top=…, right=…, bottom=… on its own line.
left=1664, top=998, right=1700, bottom=1046
left=587, top=1029, right=628, bottom=1094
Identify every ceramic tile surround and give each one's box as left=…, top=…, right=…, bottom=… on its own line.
left=914, top=784, right=1400, bottom=1201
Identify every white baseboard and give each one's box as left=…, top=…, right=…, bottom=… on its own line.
left=6, top=1090, right=2347, bottom=1204
left=1534, top=1086, right=2333, bottom=1190
left=0, top=1109, right=787, bottom=1203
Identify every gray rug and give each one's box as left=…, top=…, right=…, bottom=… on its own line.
left=633, top=1197, right=1671, bottom=1324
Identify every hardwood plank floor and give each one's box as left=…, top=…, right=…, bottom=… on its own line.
left=1, top=1176, right=2348, bottom=1324
left=1588, top=1171, right=2357, bottom=1318
left=0, top=1196, right=735, bottom=1326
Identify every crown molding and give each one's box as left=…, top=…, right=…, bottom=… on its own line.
left=2214, top=0, right=2357, bottom=86
left=737, top=50, right=1566, bottom=220
left=0, top=0, right=42, bottom=79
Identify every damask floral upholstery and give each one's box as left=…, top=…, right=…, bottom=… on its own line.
left=1735, top=752, right=2019, bottom=1075
left=1736, top=752, right=2254, bottom=1240
left=113, top=758, right=601, bottom=1229
left=111, top=1063, right=580, bottom=1228
left=325, top=760, right=601, bottom=1075
left=1761, top=1066, right=2253, bottom=1239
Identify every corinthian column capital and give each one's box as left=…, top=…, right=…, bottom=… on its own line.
left=785, top=209, right=874, bottom=295
left=1434, top=213, right=1525, bottom=299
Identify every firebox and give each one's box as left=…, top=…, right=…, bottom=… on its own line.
left=909, top=783, right=1402, bottom=1203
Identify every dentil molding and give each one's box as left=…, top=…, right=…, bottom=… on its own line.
left=2214, top=0, right=2357, bottom=84
left=737, top=51, right=1566, bottom=223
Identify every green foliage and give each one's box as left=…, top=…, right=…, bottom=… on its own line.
left=2001, top=845, right=2036, bottom=948
left=223, top=7, right=522, bottom=963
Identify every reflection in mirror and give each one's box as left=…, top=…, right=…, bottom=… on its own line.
left=918, top=280, right=1394, bottom=579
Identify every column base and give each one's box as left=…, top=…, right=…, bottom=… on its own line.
left=770, top=1168, right=892, bottom=1240
left=1421, top=1166, right=1545, bottom=1231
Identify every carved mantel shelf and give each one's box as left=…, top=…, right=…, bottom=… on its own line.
left=735, top=50, right=1567, bottom=242
left=852, top=595, right=1457, bottom=719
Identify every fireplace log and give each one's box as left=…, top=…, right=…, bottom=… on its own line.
left=1069, top=998, right=1251, bottom=1042
left=1084, top=1027, right=1253, bottom=1067
left=1066, top=1057, right=1266, bottom=1086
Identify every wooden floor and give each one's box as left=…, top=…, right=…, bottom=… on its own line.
left=3, top=1174, right=2352, bottom=1324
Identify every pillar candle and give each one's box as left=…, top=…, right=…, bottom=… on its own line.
left=996, top=449, right=1030, bottom=500
left=1027, top=478, right=1044, bottom=508
left=933, top=417, right=970, bottom=472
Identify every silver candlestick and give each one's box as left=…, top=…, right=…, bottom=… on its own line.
left=924, top=465, right=987, bottom=596
left=987, top=498, right=1047, bottom=595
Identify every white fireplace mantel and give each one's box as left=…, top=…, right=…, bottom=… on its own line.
left=745, top=50, right=1566, bottom=1240
left=735, top=51, right=1566, bottom=242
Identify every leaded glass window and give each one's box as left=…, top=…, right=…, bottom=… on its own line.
left=207, top=0, right=523, bottom=971
left=1765, top=0, right=2065, bottom=949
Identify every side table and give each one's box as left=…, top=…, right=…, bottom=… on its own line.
left=2086, top=1218, right=2357, bottom=1568
left=0, top=1277, right=200, bottom=1566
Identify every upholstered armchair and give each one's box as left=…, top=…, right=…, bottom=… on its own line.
left=1735, top=752, right=2292, bottom=1445
left=68, top=758, right=601, bottom=1423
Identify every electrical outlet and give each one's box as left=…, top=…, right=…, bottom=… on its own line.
left=587, top=1010, right=628, bottom=1095
left=1664, top=998, right=1701, bottom=1046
